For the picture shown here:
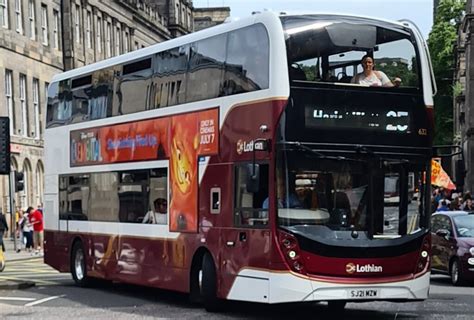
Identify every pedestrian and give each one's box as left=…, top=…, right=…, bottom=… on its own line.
left=28, top=206, right=44, bottom=255
left=21, top=208, right=34, bottom=253
left=0, top=210, right=8, bottom=253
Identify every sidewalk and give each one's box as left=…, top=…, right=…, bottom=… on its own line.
left=2, top=238, right=39, bottom=261
left=0, top=238, right=37, bottom=290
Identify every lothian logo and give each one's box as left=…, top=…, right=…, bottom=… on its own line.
left=346, top=263, right=383, bottom=274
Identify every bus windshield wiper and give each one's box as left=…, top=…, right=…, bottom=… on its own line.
left=283, top=142, right=362, bottom=162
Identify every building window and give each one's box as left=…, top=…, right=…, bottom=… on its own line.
left=28, top=0, right=35, bottom=40
left=33, top=78, right=40, bottom=139
left=41, top=4, right=48, bottom=45
left=96, top=16, right=102, bottom=53
left=43, top=82, right=48, bottom=137
left=134, top=41, right=138, bottom=51
left=0, top=0, right=8, bottom=28
left=36, top=161, right=44, bottom=205
left=86, top=10, right=92, bottom=49
left=106, top=21, right=111, bottom=58
left=124, top=31, right=129, bottom=53
left=53, top=10, right=59, bottom=49
left=115, top=26, right=120, bottom=56
left=15, top=0, right=22, bottom=34
left=74, top=4, right=81, bottom=44
left=5, top=70, right=14, bottom=135
left=175, top=3, right=179, bottom=22
left=181, top=7, right=185, bottom=27
left=20, top=74, right=28, bottom=137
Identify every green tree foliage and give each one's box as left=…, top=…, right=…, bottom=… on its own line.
left=428, top=0, right=466, bottom=145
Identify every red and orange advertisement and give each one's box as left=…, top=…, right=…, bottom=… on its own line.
left=70, top=108, right=219, bottom=232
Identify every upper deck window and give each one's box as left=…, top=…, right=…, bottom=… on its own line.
left=281, top=15, right=420, bottom=90
left=46, top=23, right=270, bottom=129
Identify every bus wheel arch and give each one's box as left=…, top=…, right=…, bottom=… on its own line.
left=70, top=238, right=91, bottom=287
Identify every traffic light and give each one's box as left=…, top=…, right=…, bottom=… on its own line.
left=14, top=171, right=24, bottom=192
left=0, top=117, right=10, bottom=175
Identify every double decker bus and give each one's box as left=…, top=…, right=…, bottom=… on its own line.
left=44, top=12, right=435, bottom=310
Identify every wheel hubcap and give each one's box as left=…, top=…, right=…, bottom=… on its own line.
left=75, top=248, right=84, bottom=280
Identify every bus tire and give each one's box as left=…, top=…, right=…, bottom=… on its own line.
left=189, top=253, right=203, bottom=305
left=71, top=241, right=91, bottom=287
left=202, top=252, right=222, bottom=312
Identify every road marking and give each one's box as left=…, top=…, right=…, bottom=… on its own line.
left=0, top=297, right=36, bottom=301
left=0, top=276, right=58, bottom=285
left=25, top=295, right=65, bottom=307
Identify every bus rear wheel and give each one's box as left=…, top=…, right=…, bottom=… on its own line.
left=71, top=241, right=91, bottom=287
left=202, top=252, right=222, bottom=312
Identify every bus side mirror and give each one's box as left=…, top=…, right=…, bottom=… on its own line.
left=432, top=145, right=462, bottom=158
left=246, top=163, right=260, bottom=194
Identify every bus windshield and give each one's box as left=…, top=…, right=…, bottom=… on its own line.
left=281, top=15, right=420, bottom=89
left=276, top=145, right=428, bottom=240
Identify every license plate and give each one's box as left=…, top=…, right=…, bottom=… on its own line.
left=349, top=289, right=379, bottom=299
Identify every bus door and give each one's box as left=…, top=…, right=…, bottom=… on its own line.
left=221, top=163, right=271, bottom=302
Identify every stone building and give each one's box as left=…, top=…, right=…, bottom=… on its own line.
left=194, top=7, right=230, bottom=32
left=0, top=0, right=194, bottom=232
left=0, top=0, right=63, bottom=220
left=453, top=0, right=474, bottom=193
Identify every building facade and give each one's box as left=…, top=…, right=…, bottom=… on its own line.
left=454, top=0, right=474, bottom=193
left=194, top=7, right=230, bottom=32
left=0, top=0, right=194, bottom=232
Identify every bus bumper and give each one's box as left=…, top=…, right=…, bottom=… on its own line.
left=226, top=269, right=430, bottom=304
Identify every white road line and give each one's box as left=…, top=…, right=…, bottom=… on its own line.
left=25, top=295, right=65, bottom=307
left=0, top=297, right=36, bottom=301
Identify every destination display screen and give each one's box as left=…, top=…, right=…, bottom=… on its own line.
left=304, top=104, right=411, bottom=133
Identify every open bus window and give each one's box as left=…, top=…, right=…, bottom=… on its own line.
left=283, top=15, right=420, bottom=89
left=234, top=163, right=269, bottom=228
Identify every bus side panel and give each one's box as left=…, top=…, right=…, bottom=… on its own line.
left=44, top=230, right=70, bottom=273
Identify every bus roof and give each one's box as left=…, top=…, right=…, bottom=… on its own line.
left=51, top=11, right=416, bottom=84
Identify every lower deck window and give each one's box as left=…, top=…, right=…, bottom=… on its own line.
left=59, top=168, right=168, bottom=223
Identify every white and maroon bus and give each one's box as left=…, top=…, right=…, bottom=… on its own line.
left=44, top=12, right=436, bottom=310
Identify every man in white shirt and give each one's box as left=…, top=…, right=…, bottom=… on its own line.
left=142, top=198, right=167, bottom=224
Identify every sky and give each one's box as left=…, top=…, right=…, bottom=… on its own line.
left=193, top=0, right=434, bottom=39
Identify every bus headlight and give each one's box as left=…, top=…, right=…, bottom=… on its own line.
left=469, top=247, right=474, bottom=256
left=468, top=258, right=474, bottom=266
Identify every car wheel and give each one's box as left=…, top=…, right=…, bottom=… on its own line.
left=71, top=241, right=91, bottom=287
left=202, top=252, right=222, bottom=312
left=450, top=259, right=465, bottom=286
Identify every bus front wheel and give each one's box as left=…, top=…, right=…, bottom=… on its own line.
left=71, top=241, right=91, bottom=287
left=202, top=252, right=222, bottom=312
